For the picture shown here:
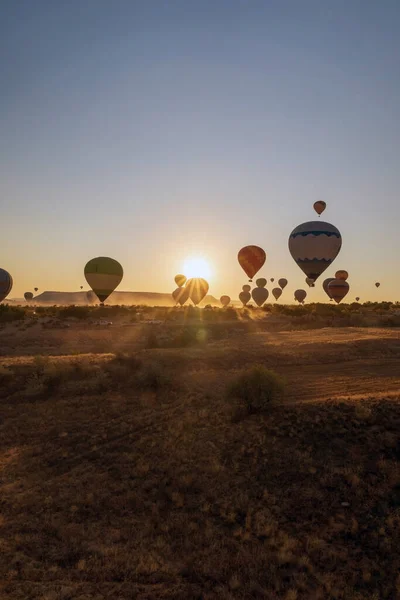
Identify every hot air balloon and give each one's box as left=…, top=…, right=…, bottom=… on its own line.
left=239, top=291, right=251, bottom=306
left=242, top=284, right=251, bottom=292
left=272, top=288, right=282, bottom=301
left=186, top=278, right=209, bottom=306
left=24, top=292, right=34, bottom=302
left=220, top=295, right=231, bottom=307
left=375, top=282, right=380, bottom=288
left=84, top=257, right=123, bottom=304
left=270, top=278, right=274, bottom=283
left=313, top=200, right=326, bottom=216
left=80, top=286, right=83, bottom=290
left=252, top=287, right=269, bottom=307
left=174, top=274, right=187, bottom=288
left=328, top=279, right=349, bottom=304
left=294, top=289, right=307, bottom=304
left=34, top=287, right=38, bottom=292
left=288, top=221, right=342, bottom=281
left=305, top=277, right=315, bottom=287
left=322, top=277, right=335, bottom=300
left=278, top=278, right=288, bottom=290
left=335, top=270, right=348, bottom=281
left=355, top=297, right=360, bottom=302
left=0, top=269, right=13, bottom=303
left=238, top=246, right=266, bottom=282
left=255, top=278, right=267, bottom=288
left=172, top=286, right=190, bottom=306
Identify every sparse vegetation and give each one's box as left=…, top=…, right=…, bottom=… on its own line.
left=227, top=365, right=285, bottom=413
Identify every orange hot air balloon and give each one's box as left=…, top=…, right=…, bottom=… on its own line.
left=335, top=270, right=349, bottom=281
left=252, top=287, right=269, bottom=307
left=239, top=291, right=251, bottom=306
left=174, top=274, right=187, bottom=287
left=238, top=246, right=266, bottom=282
left=328, top=279, right=349, bottom=304
left=220, top=295, right=231, bottom=307
left=278, top=278, right=288, bottom=290
left=272, top=287, right=282, bottom=300
left=186, top=278, right=209, bottom=306
left=172, top=286, right=190, bottom=306
left=294, top=289, right=307, bottom=304
left=313, top=200, right=326, bottom=216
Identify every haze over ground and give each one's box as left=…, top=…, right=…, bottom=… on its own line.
left=1, top=1, right=399, bottom=301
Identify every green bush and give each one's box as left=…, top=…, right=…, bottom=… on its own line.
left=227, top=365, right=284, bottom=414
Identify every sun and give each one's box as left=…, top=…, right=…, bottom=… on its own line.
left=182, top=257, right=212, bottom=280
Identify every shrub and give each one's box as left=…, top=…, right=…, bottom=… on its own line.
left=58, top=305, right=91, bottom=320
left=227, top=365, right=285, bottom=414
left=0, top=304, right=26, bottom=323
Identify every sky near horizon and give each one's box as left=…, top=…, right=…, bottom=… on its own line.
left=1, top=0, right=399, bottom=302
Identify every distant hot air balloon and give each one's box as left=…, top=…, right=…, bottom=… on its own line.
left=34, top=287, right=38, bottom=292
left=238, top=246, right=266, bottom=282
left=335, top=270, right=349, bottom=281
left=24, top=292, right=34, bottom=302
left=220, top=295, right=231, bottom=307
left=288, top=221, right=342, bottom=281
left=313, top=200, right=326, bottom=216
left=174, top=274, right=187, bottom=288
left=0, top=269, right=13, bottom=303
left=278, top=278, right=288, bottom=290
left=239, top=291, right=251, bottom=306
left=80, top=286, right=83, bottom=290
left=322, top=277, right=335, bottom=300
left=355, top=297, right=360, bottom=302
left=84, top=257, right=123, bottom=304
left=305, top=277, right=315, bottom=287
left=255, top=278, right=267, bottom=288
left=272, top=287, right=282, bottom=301
left=294, top=289, right=307, bottom=304
left=172, top=286, right=190, bottom=306
left=186, top=278, right=209, bottom=306
left=270, top=278, right=274, bottom=283
left=252, top=287, right=269, bottom=307
left=242, top=284, right=251, bottom=293
left=375, top=282, right=380, bottom=288
left=328, top=279, right=349, bottom=304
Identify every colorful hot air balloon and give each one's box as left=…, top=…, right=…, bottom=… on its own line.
left=278, top=278, right=288, bottom=290
left=294, top=289, right=307, bottom=304
left=84, top=257, right=123, bottom=304
left=335, top=270, right=349, bottom=281
left=174, top=274, right=187, bottom=288
left=220, top=295, right=231, bottom=307
left=322, top=277, right=335, bottom=300
left=172, top=286, right=190, bottom=306
left=313, top=200, right=326, bottom=216
left=242, top=284, right=251, bottom=292
left=375, top=282, right=380, bottom=288
left=255, top=278, right=267, bottom=288
left=328, top=279, right=349, bottom=304
left=239, top=291, right=251, bottom=306
left=305, top=277, right=315, bottom=287
left=24, top=292, right=34, bottom=302
left=355, top=297, right=360, bottom=302
left=272, top=288, right=282, bottom=301
left=0, top=269, right=13, bottom=303
left=238, top=246, right=266, bottom=282
left=288, top=221, right=342, bottom=281
left=252, top=287, right=269, bottom=307
left=186, top=278, right=209, bottom=306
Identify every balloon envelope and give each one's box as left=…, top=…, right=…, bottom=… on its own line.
left=0, top=269, right=13, bottom=303
left=313, top=200, right=326, bottom=216
left=294, top=289, right=307, bottom=303
left=238, top=246, right=266, bottom=281
left=174, top=274, right=187, bottom=287
left=322, top=277, right=335, bottom=299
left=252, top=287, right=269, bottom=307
left=278, top=278, right=288, bottom=290
left=335, top=270, right=349, bottom=281
left=272, top=287, right=282, bottom=300
left=242, top=284, right=251, bottom=292
left=355, top=297, right=360, bottom=302
left=186, top=278, right=209, bottom=306
left=270, top=278, right=274, bottom=282
left=84, top=257, right=123, bottom=303
left=220, top=295, right=231, bottom=307
left=34, top=288, right=38, bottom=292
left=328, top=279, right=349, bottom=304
left=24, top=292, right=34, bottom=301
left=288, top=221, right=342, bottom=281
left=239, top=291, right=251, bottom=306
left=255, top=278, right=267, bottom=288
left=172, top=286, right=190, bottom=306
left=375, top=282, right=380, bottom=288
left=305, top=277, right=315, bottom=287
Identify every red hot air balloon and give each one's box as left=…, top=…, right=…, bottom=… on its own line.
left=238, top=246, right=266, bottom=282
left=313, top=200, right=326, bottom=216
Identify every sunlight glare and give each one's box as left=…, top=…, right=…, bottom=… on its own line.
left=182, top=257, right=212, bottom=280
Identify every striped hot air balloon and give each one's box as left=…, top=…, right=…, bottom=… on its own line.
left=84, top=257, right=123, bottom=304
left=328, top=279, right=349, bottom=304
left=322, top=277, right=335, bottom=300
left=288, top=221, right=342, bottom=281
left=0, top=269, right=13, bottom=303
left=238, top=246, right=266, bottom=282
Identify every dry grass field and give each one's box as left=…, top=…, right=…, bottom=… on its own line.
left=0, top=306, right=399, bottom=599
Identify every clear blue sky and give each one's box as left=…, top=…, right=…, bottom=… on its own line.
left=1, top=0, right=399, bottom=302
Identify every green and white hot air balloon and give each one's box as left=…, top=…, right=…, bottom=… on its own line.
left=84, top=257, right=123, bottom=305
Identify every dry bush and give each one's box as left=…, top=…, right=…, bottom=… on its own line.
left=227, top=365, right=285, bottom=414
